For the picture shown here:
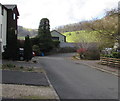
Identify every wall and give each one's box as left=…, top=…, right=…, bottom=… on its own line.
left=60, top=42, right=77, bottom=48
left=2, top=7, right=7, bottom=52
left=0, top=4, right=2, bottom=52
left=0, top=4, right=7, bottom=52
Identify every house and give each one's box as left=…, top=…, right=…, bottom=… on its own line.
left=0, top=4, right=19, bottom=52
left=4, top=5, right=19, bottom=35
left=51, top=30, right=66, bottom=42
left=0, top=3, right=7, bottom=52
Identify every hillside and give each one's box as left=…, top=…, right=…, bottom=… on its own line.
left=62, top=30, right=99, bottom=43
left=18, top=26, right=38, bottom=38
left=56, top=9, right=118, bottom=34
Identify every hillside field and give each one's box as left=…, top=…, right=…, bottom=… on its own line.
left=62, top=30, right=99, bottom=43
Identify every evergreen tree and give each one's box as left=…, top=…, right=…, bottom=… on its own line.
left=24, top=35, right=33, bottom=61
left=38, top=18, right=53, bottom=53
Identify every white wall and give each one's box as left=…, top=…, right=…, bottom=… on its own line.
left=0, top=4, right=2, bottom=52
left=51, top=31, right=65, bottom=42
left=2, top=8, right=7, bottom=52
left=60, top=42, right=77, bottom=48
left=0, top=4, right=7, bottom=52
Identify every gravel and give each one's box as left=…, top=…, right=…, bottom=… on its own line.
left=2, top=84, right=58, bottom=99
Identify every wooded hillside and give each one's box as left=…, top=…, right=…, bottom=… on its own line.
left=18, top=26, right=38, bottom=37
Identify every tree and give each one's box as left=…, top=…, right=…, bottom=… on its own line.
left=83, top=9, right=118, bottom=50
left=74, top=32, right=100, bottom=60
left=38, top=18, right=53, bottom=53
left=24, top=35, right=33, bottom=61
left=4, top=28, right=19, bottom=60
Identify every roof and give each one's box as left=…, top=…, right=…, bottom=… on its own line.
left=0, top=3, right=7, bottom=10
left=4, top=5, right=16, bottom=10
left=4, top=5, right=19, bottom=16
left=51, top=30, right=66, bottom=37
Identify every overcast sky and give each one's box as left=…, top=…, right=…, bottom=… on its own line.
left=1, top=0, right=119, bottom=29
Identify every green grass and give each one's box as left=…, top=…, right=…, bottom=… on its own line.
left=22, top=95, right=54, bottom=99
left=62, top=30, right=99, bottom=43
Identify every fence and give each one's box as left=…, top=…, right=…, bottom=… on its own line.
left=100, top=57, right=120, bottom=68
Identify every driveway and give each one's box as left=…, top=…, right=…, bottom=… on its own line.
left=35, top=53, right=118, bottom=99
left=2, top=70, right=49, bottom=86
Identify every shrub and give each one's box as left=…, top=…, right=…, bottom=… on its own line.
left=20, top=66, right=24, bottom=69
left=112, top=52, right=120, bottom=58
left=31, top=37, right=39, bottom=45
left=53, top=40, right=60, bottom=48
left=101, top=52, right=120, bottom=58
left=32, top=45, right=41, bottom=56
left=24, top=35, right=33, bottom=61
left=58, top=47, right=77, bottom=53
left=102, top=54, right=113, bottom=58
left=7, top=64, right=16, bottom=68
left=27, top=67, right=34, bottom=71
left=77, top=48, right=86, bottom=59
left=84, top=49, right=100, bottom=60
left=77, top=48, right=86, bottom=53
left=3, top=64, right=16, bottom=68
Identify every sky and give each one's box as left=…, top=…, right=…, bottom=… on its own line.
left=1, top=0, right=119, bottom=29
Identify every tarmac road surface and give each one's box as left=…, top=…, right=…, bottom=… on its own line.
left=35, top=53, right=118, bottom=99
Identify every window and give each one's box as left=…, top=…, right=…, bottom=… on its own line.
left=2, top=7, right=4, bottom=15
left=0, top=24, right=2, bottom=38
left=52, top=37, right=59, bottom=41
left=15, top=30, right=17, bottom=35
left=13, top=13, right=16, bottom=20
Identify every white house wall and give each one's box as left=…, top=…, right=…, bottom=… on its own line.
left=2, top=8, right=7, bottom=52
left=51, top=31, right=65, bottom=42
left=0, top=4, right=7, bottom=52
left=0, top=4, right=2, bottom=52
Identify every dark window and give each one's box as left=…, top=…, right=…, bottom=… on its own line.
left=52, top=37, right=59, bottom=41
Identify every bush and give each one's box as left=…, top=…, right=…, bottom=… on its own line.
left=24, top=35, right=33, bottom=61
left=101, top=52, right=120, bottom=58
left=20, top=66, right=24, bottom=69
left=58, top=47, right=77, bottom=53
left=112, top=52, right=120, bottom=58
left=84, top=49, right=100, bottom=60
left=3, top=64, right=16, bottom=68
left=53, top=40, right=60, bottom=48
left=76, top=48, right=86, bottom=59
left=32, top=45, right=41, bottom=56
left=31, top=37, right=39, bottom=45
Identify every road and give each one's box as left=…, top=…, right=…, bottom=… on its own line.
left=36, top=53, right=118, bottom=99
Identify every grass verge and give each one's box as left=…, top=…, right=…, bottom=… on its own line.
left=1, top=64, right=45, bottom=73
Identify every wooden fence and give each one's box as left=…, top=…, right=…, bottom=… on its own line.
left=100, top=57, right=120, bottom=68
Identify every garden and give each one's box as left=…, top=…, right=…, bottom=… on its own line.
left=76, top=46, right=120, bottom=68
